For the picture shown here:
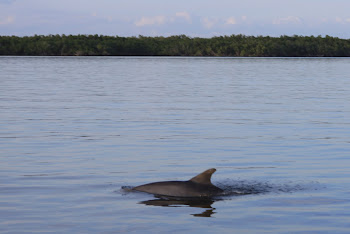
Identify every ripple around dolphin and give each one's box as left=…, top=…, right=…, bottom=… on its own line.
left=215, top=179, right=323, bottom=196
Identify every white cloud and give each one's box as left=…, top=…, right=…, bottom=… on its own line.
left=226, top=17, right=237, bottom=25
left=335, top=17, right=343, bottom=24
left=201, top=17, right=217, bottom=29
left=134, top=15, right=166, bottom=27
left=90, top=12, right=113, bottom=22
left=321, top=18, right=329, bottom=23
left=273, top=16, right=302, bottom=25
left=335, top=17, right=350, bottom=24
left=175, top=11, right=191, bottom=23
left=0, top=15, right=14, bottom=25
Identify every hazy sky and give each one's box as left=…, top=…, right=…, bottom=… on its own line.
left=1, top=0, right=350, bottom=38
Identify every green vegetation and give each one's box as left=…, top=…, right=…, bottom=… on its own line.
left=1, top=34, right=350, bottom=56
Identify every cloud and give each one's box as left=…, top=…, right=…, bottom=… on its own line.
left=134, top=15, right=166, bottom=27
left=201, top=17, right=217, bottom=29
left=175, top=11, right=191, bottom=23
left=335, top=17, right=343, bottom=24
left=331, top=17, right=350, bottom=24
left=334, top=17, right=350, bottom=24
left=90, top=12, right=113, bottom=22
left=273, top=16, right=302, bottom=25
left=0, top=15, right=14, bottom=25
left=226, top=17, right=237, bottom=25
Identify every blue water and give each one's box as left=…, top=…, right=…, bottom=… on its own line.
left=1, top=57, right=350, bottom=233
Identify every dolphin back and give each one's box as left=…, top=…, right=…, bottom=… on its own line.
left=132, top=168, right=222, bottom=197
left=133, top=180, right=222, bottom=197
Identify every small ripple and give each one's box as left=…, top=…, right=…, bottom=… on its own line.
left=22, top=173, right=63, bottom=177
left=216, top=179, right=322, bottom=196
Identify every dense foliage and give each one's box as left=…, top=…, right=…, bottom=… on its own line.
left=1, top=34, right=350, bottom=56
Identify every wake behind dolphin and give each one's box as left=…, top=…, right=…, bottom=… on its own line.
left=132, top=168, right=223, bottom=198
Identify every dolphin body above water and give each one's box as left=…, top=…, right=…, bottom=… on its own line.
left=132, top=168, right=223, bottom=198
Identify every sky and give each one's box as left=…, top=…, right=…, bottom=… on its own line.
left=1, top=0, right=350, bottom=38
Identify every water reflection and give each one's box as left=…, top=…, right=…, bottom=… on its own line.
left=139, top=197, right=217, bottom=217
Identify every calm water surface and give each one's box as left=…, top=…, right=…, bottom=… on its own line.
left=1, top=57, right=350, bottom=233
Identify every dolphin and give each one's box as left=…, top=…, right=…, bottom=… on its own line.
left=132, top=168, right=223, bottom=198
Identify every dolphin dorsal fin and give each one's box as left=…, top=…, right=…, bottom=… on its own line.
left=189, top=168, right=216, bottom=185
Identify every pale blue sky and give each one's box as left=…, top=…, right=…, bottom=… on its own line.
left=1, top=0, right=350, bottom=37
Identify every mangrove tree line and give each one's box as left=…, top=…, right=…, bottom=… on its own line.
left=1, top=34, right=350, bottom=56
